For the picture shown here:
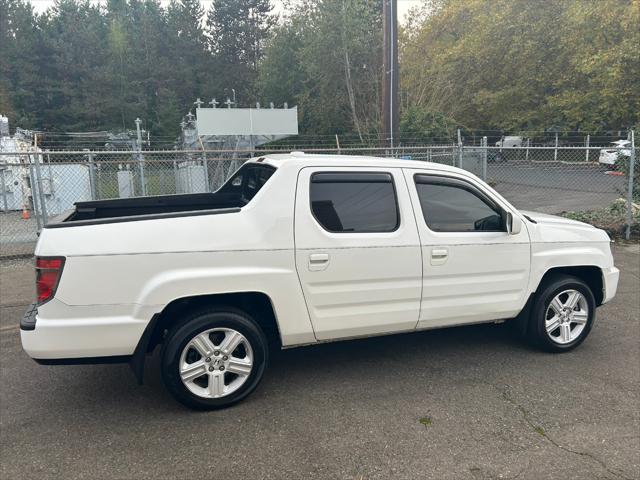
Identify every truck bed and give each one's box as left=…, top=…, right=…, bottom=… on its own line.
left=46, top=162, right=275, bottom=228
left=66, top=192, right=241, bottom=221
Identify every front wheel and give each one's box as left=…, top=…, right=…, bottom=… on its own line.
left=529, top=275, right=596, bottom=352
left=161, top=308, right=268, bottom=410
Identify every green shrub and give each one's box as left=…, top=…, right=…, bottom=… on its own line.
left=562, top=199, right=639, bottom=239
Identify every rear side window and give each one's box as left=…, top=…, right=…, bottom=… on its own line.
left=218, top=163, right=276, bottom=204
left=310, top=172, right=399, bottom=233
left=414, top=175, right=505, bottom=232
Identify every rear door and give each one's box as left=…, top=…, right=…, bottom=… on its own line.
left=294, top=166, right=422, bottom=340
left=403, top=168, right=531, bottom=328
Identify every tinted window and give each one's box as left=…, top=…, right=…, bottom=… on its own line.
left=310, top=172, right=399, bottom=232
left=415, top=176, right=504, bottom=232
left=218, top=163, right=275, bottom=204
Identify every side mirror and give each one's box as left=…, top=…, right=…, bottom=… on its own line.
left=506, top=212, right=522, bottom=235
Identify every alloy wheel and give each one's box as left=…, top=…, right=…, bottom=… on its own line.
left=544, top=289, right=589, bottom=345
left=179, top=328, right=254, bottom=399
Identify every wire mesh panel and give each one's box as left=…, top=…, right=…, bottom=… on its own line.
left=0, top=144, right=636, bottom=258
left=0, top=163, right=40, bottom=257
left=482, top=147, right=629, bottom=214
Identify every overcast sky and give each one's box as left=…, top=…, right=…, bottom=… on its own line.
left=29, top=0, right=423, bottom=23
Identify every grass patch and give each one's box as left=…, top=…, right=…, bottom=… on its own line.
left=560, top=199, right=639, bottom=240
left=419, top=416, right=432, bottom=427
left=534, top=426, right=546, bottom=436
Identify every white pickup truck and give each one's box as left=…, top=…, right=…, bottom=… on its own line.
left=21, top=154, right=619, bottom=409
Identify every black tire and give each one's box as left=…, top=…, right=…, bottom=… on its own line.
left=528, top=274, right=596, bottom=353
left=161, top=307, right=268, bottom=410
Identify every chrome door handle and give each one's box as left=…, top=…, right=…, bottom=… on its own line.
left=308, top=253, right=330, bottom=271
left=430, top=248, right=449, bottom=266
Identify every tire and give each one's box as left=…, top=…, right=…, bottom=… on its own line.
left=528, top=274, right=596, bottom=353
left=161, top=307, right=268, bottom=410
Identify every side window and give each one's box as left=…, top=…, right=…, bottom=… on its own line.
left=414, top=175, right=505, bottom=232
left=217, top=163, right=276, bottom=204
left=310, top=172, right=399, bottom=233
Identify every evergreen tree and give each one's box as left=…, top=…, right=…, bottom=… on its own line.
left=206, top=0, right=276, bottom=103
left=166, top=0, right=209, bottom=111
left=0, top=0, right=42, bottom=128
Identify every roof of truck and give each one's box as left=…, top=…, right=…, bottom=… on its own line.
left=255, top=152, right=468, bottom=175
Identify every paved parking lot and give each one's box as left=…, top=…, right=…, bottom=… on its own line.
left=1, top=244, right=638, bottom=480
left=488, top=163, right=627, bottom=214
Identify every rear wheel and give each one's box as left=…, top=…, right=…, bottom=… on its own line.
left=161, top=308, right=268, bottom=409
left=529, top=275, right=596, bottom=352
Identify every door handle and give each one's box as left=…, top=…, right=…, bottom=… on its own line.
left=308, top=253, right=330, bottom=271
left=430, top=248, right=448, bottom=266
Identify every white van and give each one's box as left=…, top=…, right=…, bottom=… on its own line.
left=495, top=136, right=523, bottom=148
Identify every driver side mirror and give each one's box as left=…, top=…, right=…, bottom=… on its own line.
left=506, top=212, right=522, bottom=235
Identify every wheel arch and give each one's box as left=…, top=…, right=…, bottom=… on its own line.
left=129, top=291, right=281, bottom=385
left=149, top=291, right=283, bottom=353
left=535, top=265, right=604, bottom=306
left=512, top=265, right=603, bottom=339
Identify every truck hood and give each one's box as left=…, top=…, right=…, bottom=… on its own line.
left=520, top=210, right=610, bottom=243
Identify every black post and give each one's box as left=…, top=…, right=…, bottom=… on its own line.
left=382, top=0, right=399, bottom=149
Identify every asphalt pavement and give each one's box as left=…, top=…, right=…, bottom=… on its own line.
left=487, top=163, right=627, bottom=214
left=1, top=244, right=638, bottom=480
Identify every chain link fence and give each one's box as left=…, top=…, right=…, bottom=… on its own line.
left=1, top=140, right=637, bottom=257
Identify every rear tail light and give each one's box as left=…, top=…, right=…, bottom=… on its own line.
left=35, top=256, right=65, bottom=305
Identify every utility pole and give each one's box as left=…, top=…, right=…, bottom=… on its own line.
left=382, top=0, right=398, bottom=149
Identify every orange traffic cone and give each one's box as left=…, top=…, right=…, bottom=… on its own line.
left=21, top=206, right=30, bottom=220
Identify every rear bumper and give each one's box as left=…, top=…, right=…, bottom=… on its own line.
left=602, top=266, right=620, bottom=304
left=20, top=303, right=38, bottom=331
left=598, top=157, right=616, bottom=165
left=20, top=307, right=148, bottom=360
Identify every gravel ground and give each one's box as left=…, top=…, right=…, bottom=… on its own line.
left=0, top=244, right=638, bottom=480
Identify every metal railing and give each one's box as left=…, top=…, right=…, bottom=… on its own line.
left=1, top=139, right=637, bottom=257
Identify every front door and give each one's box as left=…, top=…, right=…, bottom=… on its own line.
left=294, top=167, right=422, bottom=340
left=403, top=169, right=531, bottom=328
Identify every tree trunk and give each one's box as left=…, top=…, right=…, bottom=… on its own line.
left=343, top=41, right=364, bottom=143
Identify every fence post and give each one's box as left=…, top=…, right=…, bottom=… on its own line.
left=585, top=134, right=590, bottom=162
left=88, top=152, right=97, bottom=200
left=135, top=118, right=147, bottom=196
left=626, top=129, right=636, bottom=240
left=457, top=129, right=462, bottom=168
left=202, top=155, right=210, bottom=192
left=554, top=132, right=558, bottom=162
left=31, top=137, right=49, bottom=226
left=173, top=156, right=179, bottom=193
left=0, top=167, right=7, bottom=211
left=525, top=138, right=530, bottom=162
left=482, top=136, right=488, bottom=181
left=28, top=162, right=42, bottom=232
left=138, top=160, right=146, bottom=196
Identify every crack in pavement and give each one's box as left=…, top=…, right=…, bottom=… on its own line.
left=495, top=384, right=633, bottom=480
left=470, top=459, right=530, bottom=480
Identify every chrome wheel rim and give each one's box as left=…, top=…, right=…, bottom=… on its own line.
left=179, top=328, right=254, bottom=399
left=545, top=289, right=589, bottom=345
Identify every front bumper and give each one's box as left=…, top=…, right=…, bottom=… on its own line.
left=602, top=266, right=620, bottom=304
